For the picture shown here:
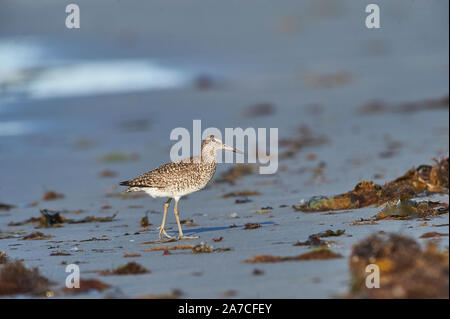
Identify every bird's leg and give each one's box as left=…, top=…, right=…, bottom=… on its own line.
left=158, top=198, right=174, bottom=240
left=174, top=198, right=199, bottom=240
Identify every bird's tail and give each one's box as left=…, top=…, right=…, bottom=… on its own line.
left=119, top=180, right=135, bottom=192
left=119, top=180, right=130, bottom=186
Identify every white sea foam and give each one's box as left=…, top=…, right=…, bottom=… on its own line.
left=0, top=39, right=188, bottom=101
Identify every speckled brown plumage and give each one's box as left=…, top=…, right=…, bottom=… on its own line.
left=119, top=135, right=240, bottom=240
left=120, top=159, right=216, bottom=196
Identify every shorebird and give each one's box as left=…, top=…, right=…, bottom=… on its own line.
left=120, top=136, right=242, bottom=240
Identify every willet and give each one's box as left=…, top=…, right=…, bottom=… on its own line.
left=120, top=135, right=242, bottom=240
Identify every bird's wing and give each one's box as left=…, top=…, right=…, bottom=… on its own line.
left=120, top=161, right=196, bottom=188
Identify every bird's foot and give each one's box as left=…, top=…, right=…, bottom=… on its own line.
left=177, top=235, right=200, bottom=240
left=158, top=227, right=175, bottom=240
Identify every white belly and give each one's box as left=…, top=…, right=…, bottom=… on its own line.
left=143, top=187, right=197, bottom=199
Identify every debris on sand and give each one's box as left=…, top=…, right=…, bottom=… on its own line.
left=140, top=215, right=150, bottom=227
left=235, top=198, right=252, bottom=204
left=123, top=253, right=141, bottom=258
left=318, top=229, right=345, bottom=237
left=50, top=250, right=72, bottom=256
left=293, top=157, right=449, bottom=212
left=180, top=219, right=197, bottom=227
left=252, top=269, right=264, bottom=276
left=215, top=164, right=258, bottom=185
left=0, top=202, right=15, bottom=211
left=359, top=95, right=449, bottom=114
left=8, top=217, right=41, bottom=227
left=9, top=210, right=118, bottom=228
left=349, top=233, right=449, bottom=298
left=100, top=262, right=150, bottom=276
left=245, top=248, right=342, bottom=263
left=213, top=236, right=223, bottom=242
left=375, top=199, right=448, bottom=220
left=297, top=249, right=343, bottom=261
left=143, top=245, right=194, bottom=252
left=63, top=279, right=111, bottom=294
left=192, top=242, right=214, bottom=254
left=294, top=234, right=328, bottom=247
left=40, top=210, right=66, bottom=227
left=221, top=191, right=261, bottom=198
left=0, top=260, right=52, bottom=296
left=22, top=232, right=53, bottom=240
left=279, top=125, right=328, bottom=159
left=79, top=237, right=110, bottom=242
left=244, top=223, right=262, bottom=230
left=140, top=289, right=182, bottom=299
left=419, top=232, right=449, bottom=239
left=191, top=242, right=231, bottom=254
left=349, top=219, right=379, bottom=226
left=42, top=191, right=65, bottom=201
left=0, top=252, right=8, bottom=264
left=294, top=229, right=345, bottom=247
left=98, top=169, right=117, bottom=178
left=221, top=290, right=238, bottom=297
left=67, top=213, right=117, bottom=224
left=243, top=103, right=275, bottom=117
left=250, top=208, right=271, bottom=215
left=97, top=152, right=139, bottom=163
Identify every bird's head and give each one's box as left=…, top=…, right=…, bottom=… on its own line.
left=202, top=135, right=243, bottom=154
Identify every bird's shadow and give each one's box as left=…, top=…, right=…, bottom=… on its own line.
left=179, top=221, right=275, bottom=236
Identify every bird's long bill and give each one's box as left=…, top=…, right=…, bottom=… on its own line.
left=222, top=143, right=244, bottom=154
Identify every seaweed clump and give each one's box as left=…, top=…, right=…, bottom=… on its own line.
left=294, top=157, right=448, bottom=212
left=0, top=261, right=52, bottom=296
left=100, top=262, right=150, bottom=276
left=375, top=199, right=448, bottom=220
left=348, top=233, right=449, bottom=298
left=245, top=248, right=342, bottom=263
left=63, top=279, right=111, bottom=294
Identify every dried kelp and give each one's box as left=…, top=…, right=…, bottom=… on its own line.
left=419, top=232, right=448, bottom=238
left=42, top=191, right=65, bottom=201
left=140, top=289, right=182, bottom=299
left=294, top=157, right=448, bottom=212
left=245, top=248, right=342, bottom=263
left=0, top=261, right=52, bottom=296
left=67, top=213, right=118, bottom=224
left=63, top=279, right=111, bottom=294
left=143, top=245, right=194, bottom=252
left=294, top=230, right=344, bottom=247
left=22, top=232, right=53, bottom=240
left=375, top=199, right=448, bottom=220
left=0, top=203, right=15, bottom=211
left=192, top=242, right=214, bottom=254
left=359, top=95, right=449, bottom=114
left=100, top=262, right=150, bottom=276
left=349, top=233, right=449, bottom=298
left=244, top=223, right=262, bottom=230
left=9, top=210, right=117, bottom=228
left=0, top=251, right=8, bottom=264
left=220, top=191, right=261, bottom=198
